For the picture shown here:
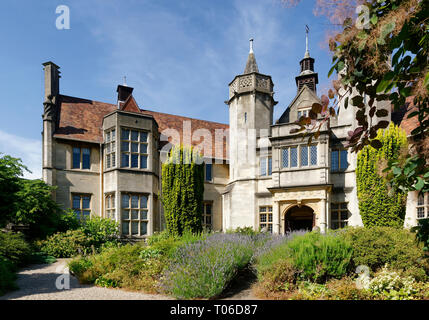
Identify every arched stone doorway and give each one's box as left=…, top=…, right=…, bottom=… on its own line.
left=284, top=205, right=315, bottom=233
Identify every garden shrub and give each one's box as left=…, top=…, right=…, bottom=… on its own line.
left=39, top=217, right=120, bottom=258
left=69, top=242, right=166, bottom=293
left=0, top=231, right=31, bottom=267
left=81, top=216, right=119, bottom=247
left=257, top=259, right=300, bottom=294
left=162, top=233, right=254, bottom=299
left=0, top=256, right=17, bottom=296
left=39, top=229, right=91, bottom=258
left=285, top=232, right=353, bottom=283
left=356, top=123, right=408, bottom=227
left=226, top=226, right=260, bottom=236
left=338, top=226, right=428, bottom=280
left=412, top=218, right=429, bottom=254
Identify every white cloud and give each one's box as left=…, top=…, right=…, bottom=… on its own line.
left=0, top=130, right=42, bottom=180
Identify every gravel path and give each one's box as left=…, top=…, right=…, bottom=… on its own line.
left=0, top=259, right=172, bottom=300
left=0, top=260, right=258, bottom=300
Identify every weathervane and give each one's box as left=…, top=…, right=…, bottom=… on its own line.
left=249, top=38, right=254, bottom=54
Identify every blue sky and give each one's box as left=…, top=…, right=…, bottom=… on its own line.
left=0, top=0, right=334, bottom=178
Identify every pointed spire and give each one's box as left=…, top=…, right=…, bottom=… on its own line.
left=304, top=25, right=310, bottom=58
left=244, top=38, right=259, bottom=74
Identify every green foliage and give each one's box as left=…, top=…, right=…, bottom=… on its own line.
left=356, top=123, right=408, bottom=227
left=255, top=232, right=353, bottom=284
left=161, top=145, right=204, bottom=236
left=0, top=231, right=31, bottom=267
left=0, top=256, right=17, bottom=296
left=69, top=242, right=166, bottom=293
left=57, top=209, right=81, bottom=232
left=81, top=216, right=119, bottom=247
left=39, top=229, right=92, bottom=258
left=38, top=216, right=120, bottom=258
left=411, top=218, right=429, bottom=253
left=285, top=233, right=353, bottom=283
left=147, top=230, right=207, bottom=258
left=339, top=226, right=428, bottom=280
left=0, top=154, right=28, bottom=227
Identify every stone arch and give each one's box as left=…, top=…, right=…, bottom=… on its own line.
left=284, top=204, right=315, bottom=233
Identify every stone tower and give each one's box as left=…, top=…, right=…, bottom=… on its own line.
left=222, top=39, right=276, bottom=230
left=226, top=39, right=276, bottom=181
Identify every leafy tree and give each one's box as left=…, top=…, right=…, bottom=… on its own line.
left=284, top=0, right=429, bottom=193
left=14, top=179, right=62, bottom=239
left=0, top=154, right=28, bottom=227
left=356, top=123, right=408, bottom=227
left=161, top=145, right=204, bottom=236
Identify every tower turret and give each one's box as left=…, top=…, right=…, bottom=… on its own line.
left=295, top=25, right=318, bottom=93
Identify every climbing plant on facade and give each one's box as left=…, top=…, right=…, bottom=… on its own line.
left=161, top=144, right=204, bottom=236
left=356, top=123, right=408, bottom=227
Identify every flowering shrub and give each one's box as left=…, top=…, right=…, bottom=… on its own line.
left=162, top=233, right=255, bottom=299
left=368, top=266, right=418, bottom=300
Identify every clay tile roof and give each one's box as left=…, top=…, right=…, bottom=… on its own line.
left=54, top=95, right=116, bottom=143
left=394, top=96, right=421, bottom=136
left=53, top=94, right=229, bottom=160
left=141, top=109, right=229, bottom=160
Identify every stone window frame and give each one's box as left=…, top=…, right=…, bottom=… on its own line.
left=120, top=127, right=149, bottom=170
left=259, top=206, right=273, bottom=233
left=72, top=146, right=91, bottom=170
left=417, top=192, right=429, bottom=219
left=330, top=202, right=349, bottom=230
left=297, top=108, right=310, bottom=120
left=203, top=201, right=213, bottom=230
left=121, top=192, right=149, bottom=237
left=282, top=144, right=317, bottom=169
left=260, top=156, right=272, bottom=176
left=105, top=193, right=116, bottom=220
left=71, top=193, right=91, bottom=222
left=104, top=128, right=116, bottom=169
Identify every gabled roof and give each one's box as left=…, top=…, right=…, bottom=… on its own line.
left=53, top=94, right=229, bottom=160
left=276, top=85, right=321, bottom=124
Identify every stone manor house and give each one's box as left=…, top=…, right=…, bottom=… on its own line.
left=41, top=38, right=428, bottom=238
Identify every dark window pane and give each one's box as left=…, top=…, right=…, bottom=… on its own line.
left=121, top=129, right=129, bottom=140
left=340, top=150, right=348, bottom=170
left=290, top=147, right=298, bottom=167
left=121, top=153, right=129, bottom=167
left=341, top=211, right=348, bottom=220
left=141, top=222, right=147, bottom=235
left=131, top=222, right=139, bottom=235
left=72, top=148, right=80, bottom=169
left=131, top=142, right=139, bottom=153
left=131, top=131, right=139, bottom=141
left=268, top=157, right=272, bottom=175
left=82, top=148, right=90, bottom=169
left=301, top=145, right=308, bottom=166
left=131, top=195, right=139, bottom=208
left=122, top=194, right=130, bottom=208
left=111, top=129, right=116, bottom=141
left=205, top=163, right=212, bottom=181
left=122, top=210, right=129, bottom=220
left=282, top=148, right=289, bottom=168
left=72, top=196, right=80, bottom=209
left=122, top=222, right=129, bottom=235
left=131, top=154, right=138, bottom=168
left=140, top=155, right=147, bottom=169
left=205, top=204, right=212, bottom=215
left=331, top=150, right=339, bottom=171
left=141, top=210, right=147, bottom=220
left=332, top=222, right=339, bottom=230
left=140, top=196, right=148, bottom=208
left=82, top=196, right=90, bottom=209
left=106, top=154, right=111, bottom=169
left=310, top=145, right=317, bottom=165
left=141, top=144, right=148, bottom=154
left=121, top=141, right=129, bottom=152
left=140, top=132, right=148, bottom=142
left=341, top=203, right=348, bottom=210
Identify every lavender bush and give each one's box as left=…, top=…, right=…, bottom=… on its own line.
left=161, top=233, right=255, bottom=299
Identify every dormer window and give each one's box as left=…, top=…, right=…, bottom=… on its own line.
left=298, top=109, right=309, bottom=119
